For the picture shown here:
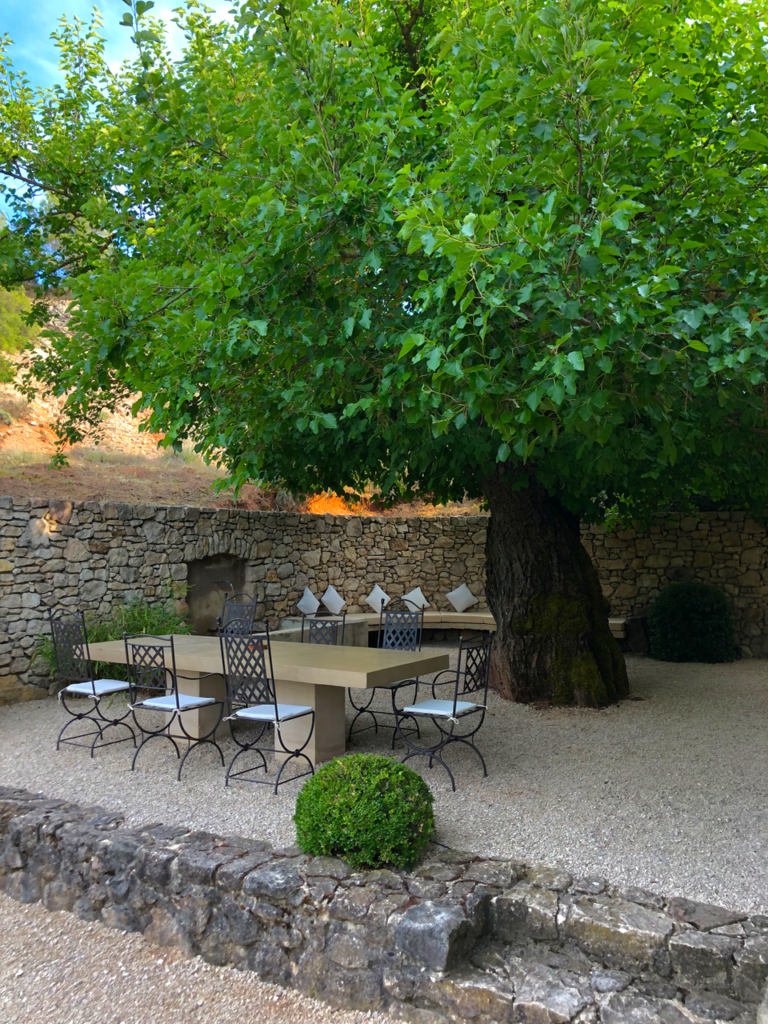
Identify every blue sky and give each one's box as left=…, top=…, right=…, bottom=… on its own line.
left=1, top=0, right=234, bottom=219
left=1, top=0, right=234, bottom=88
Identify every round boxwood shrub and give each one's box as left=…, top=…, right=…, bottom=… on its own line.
left=647, top=582, right=735, bottom=663
left=293, top=754, right=434, bottom=871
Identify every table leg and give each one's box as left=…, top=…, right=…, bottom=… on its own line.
left=174, top=672, right=229, bottom=740
left=273, top=678, right=346, bottom=766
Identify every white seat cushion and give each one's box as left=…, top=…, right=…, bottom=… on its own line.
left=137, top=693, right=216, bottom=711
left=64, top=679, right=130, bottom=696
left=402, top=698, right=479, bottom=717
left=235, top=704, right=313, bottom=723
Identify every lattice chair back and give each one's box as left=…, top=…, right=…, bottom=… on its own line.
left=124, top=634, right=178, bottom=707
left=220, top=629, right=276, bottom=710
left=301, top=613, right=346, bottom=646
left=457, top=634, right=493, bottom=697
left=49, top=609, right=94, bottom=687
left=218, top=593, right=258, bottom=635
left=378, top=598, right=424, bottom=652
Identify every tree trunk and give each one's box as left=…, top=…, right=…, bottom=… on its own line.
left=482, top=472, right=629, bottom=707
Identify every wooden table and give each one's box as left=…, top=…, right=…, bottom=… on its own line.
left=88, top=636, right=449, bottom=765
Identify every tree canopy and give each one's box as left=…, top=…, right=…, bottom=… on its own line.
left=2, top=0, right=768, bottom=517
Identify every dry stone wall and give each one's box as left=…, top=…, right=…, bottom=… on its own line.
left=3, top=496, right=768, bottom=705
left=0, top=496, right=487, bottom=705
left=581, top=511, right=768, bottom=658
left=1, top=787, right=766, bottom=1023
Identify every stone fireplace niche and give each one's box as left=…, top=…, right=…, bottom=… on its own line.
left=186, top=554, right=247, bottom=635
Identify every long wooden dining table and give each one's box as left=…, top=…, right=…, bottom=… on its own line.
left=87, top=635, right=449, bottom=766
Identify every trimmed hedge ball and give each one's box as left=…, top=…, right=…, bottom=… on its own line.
left=293, top=753, right=434, bottom=871
left=647, top=581, right=735, bottom=663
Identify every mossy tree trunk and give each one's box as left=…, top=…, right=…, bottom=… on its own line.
left=482, top=472, right=629, bottom=706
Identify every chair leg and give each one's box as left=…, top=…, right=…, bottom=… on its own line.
left=399, top=749, right=454, bottom=794
left=131, top=729, right=180, bottom=771
left=225, top=745, right=268, bottom=786
left=451, top=735, right=488, bottom=778
left=177, top=737, right=225, bottom=781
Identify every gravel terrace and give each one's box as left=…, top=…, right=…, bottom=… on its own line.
left=0, top=893, right=397, bottom=1024
left=1, top=651, right=766, bottom=914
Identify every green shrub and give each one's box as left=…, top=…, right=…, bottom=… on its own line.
left=35, top=596, right=192, bottom=681
left=294, top=754, right=434, bottom=871
left=647, top=582, right=735, bottom=663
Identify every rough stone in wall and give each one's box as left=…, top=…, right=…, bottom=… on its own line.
left=1, top=787, right=766, bottom=1023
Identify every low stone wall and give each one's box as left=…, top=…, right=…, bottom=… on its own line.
left=1, top=787, right=766, bottom=1023
left=4, top=494, right=768, bottom=705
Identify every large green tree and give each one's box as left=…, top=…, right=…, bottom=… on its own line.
left=2, top=0, right=768, bottom=705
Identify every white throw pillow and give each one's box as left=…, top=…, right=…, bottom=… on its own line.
left=402, top=586, right=429, bottom=611
left=297, top=587, right=320, bottom=616
left=322, top=585, right=346, bottom=616
left=445, top=583, right=479, bottom=613
left=365, top=584, right=390, bottom=613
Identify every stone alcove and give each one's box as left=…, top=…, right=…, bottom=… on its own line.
left=186, top=553, right=248, bottom=635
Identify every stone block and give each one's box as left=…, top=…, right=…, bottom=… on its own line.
left=491, top=885, right=558, bottom=942
left=561, top=896, right=673, bottom=973
left=666, top=896, right=747, bottom=932
left=669, top=930, right=740, bottom=992
left=394, top=901, right=470, bottom=972
left=510, top=963, right=592, bottom=1023
left=734, top=935, right=768, bottom=1002
left=63, top=539, right=89, bottom=562
left=419, top=969, right=515, bottom=1023
left=243, top=861, right=303, bottom=902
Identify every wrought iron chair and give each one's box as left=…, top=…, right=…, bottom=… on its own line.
left=217, top=592, right=259, bottom=635
left=50, top=609, right=135, bottom=757
left=347, top=597, right=424, bottom=742
left=393, top=633, right=493, bottom=791
left=125, top=633, right=225, bottom=780
left=220, top=628, right=314, bottom=793
left=300, top=611, right=346, bottom=646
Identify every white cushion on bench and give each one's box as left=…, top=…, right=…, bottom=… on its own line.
left=445, top=583, right=479, bottom=613
left=297, top=587, right=320, bottom=616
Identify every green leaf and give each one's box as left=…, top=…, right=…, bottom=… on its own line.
left=249, top=320, right=268, bottom=336
left=567, top=351, right=585, bottom=371
left=688, top=339, right=708, bottom=352
left=610, top=209, right=630, bottom=231
left=497, top=442, right=511, bottom=462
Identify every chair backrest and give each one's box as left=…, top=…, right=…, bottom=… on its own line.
left=220, top=628, right=276, bottom=709
left=124, top=634, right=178, bottom=706
left=301, top=612, right=346, bottom=646
left=49, top=608, right=94, bottom=687
left=457, top=634, right=493, bottom=697
left=378, top=598, right=424, bottom=652
left=217, top=592, right=258, bottom=635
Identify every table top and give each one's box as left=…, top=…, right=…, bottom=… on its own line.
left=88, top=635, right=450, bottom=690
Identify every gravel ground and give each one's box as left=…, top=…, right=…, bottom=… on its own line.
left=0, top=893, right=397, bottom=1024
left=1, top=651, right=767, bottom=913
